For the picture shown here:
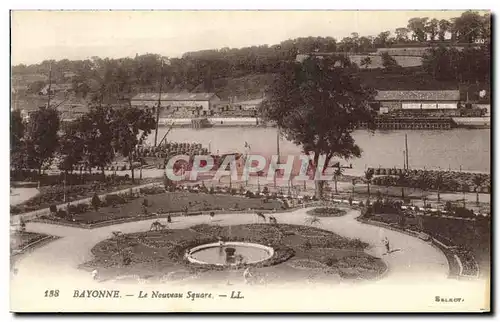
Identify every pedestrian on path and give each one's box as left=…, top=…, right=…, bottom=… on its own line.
left=91, top=269, right=98, bottom=281
left=383, top=237, right=391, bottom=253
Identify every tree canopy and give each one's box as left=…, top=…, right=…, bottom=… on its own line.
left=261, top=56, right=376, bottom=197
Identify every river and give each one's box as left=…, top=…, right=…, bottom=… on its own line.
left=146, top=127, right=490, bottom=173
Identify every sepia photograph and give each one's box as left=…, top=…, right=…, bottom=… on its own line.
left=9, top=9, right=491, bottom=313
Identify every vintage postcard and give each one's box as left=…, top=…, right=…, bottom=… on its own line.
left=10, top=10, right=491, bottom=312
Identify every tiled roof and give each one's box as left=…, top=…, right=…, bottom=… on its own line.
left=375, top=90, right=460, bottom=101
left=131, top=93, right=217, bottom=101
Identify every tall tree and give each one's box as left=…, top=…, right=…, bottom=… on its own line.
left=452, top=10, right=484, bottom=43
left=374, top=31, right=391, bottom=48
left=426, top=18, right=440, bottom=41
left=407, top=17, right=429, bottom=42
left=438, top=19, right=452, bottom=41
left=58, top=120, right=85, bottom=175
left=395, top=27, right=410, bottom=43
left=111, top=107, right=156, bottom=182
left=261, top=56, right=375, bottom=198
left=24, top=107, right=60, bottom=184
left=10, top=109, right=26, bottom=169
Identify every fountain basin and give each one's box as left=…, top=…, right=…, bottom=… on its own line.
left=186, top=242, right=274, bottom=266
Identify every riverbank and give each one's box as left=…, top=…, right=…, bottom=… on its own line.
left=158, top=116, right=491, bottom=130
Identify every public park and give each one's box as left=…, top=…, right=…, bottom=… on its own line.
left=10, top=11, right=491, bottom=313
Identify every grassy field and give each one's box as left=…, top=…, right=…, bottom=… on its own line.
left=43, top=192, right=283, bottom=225
left=82, top=223, right=386, bottom=284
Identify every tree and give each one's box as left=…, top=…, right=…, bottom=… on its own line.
left=10, top=109, right=26, bottom=169
left=360, top=57, right=372, bottom=69
left=434, top=172, right=444, bottom=202
left=438, top=19, right=452, bottom=41
left=261, top=56, right=376, bottom=199
left=364, top=168, right=374, bottom=201
left=333, top=167, right=343, bottom=194
left=73, top=106, right=115, bottom=177
left=395, top=27, right=410, bottom=43
left=58, top=120, right=85, bottom=176
left=425, top=18, right=440, bottom=41
left=452, top=10, right=484, bottom=43
left=24, top=107, right=60, bottom=185
left=91, top=193, right=101, bottom=211
left=407, top=17, right=429, bottom=42
left=111, top=107, right=156, bottom=182
left=374, top=31, right=391, bottom=48
left=472, top=175, right=483, bottom=206
left=381, top=52, right=401, bottom=71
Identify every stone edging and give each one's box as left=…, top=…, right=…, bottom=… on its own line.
left=185, top=242, right=274, bottom=266
left=12, top=235, right=59, bottom=255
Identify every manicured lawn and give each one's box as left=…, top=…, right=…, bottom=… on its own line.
left=45, top=192, right=283, bottom=225
left=81, top=223, right=386, bottom=284
left=11, top=178, right=161, bottom=215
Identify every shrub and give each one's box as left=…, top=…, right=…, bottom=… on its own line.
left=302, top=240, right=312, bottom=250
left=262, top=186, right=269, bottom=194
left=10, top=205, right=21, bottom=215
left=49, top=204, right=57, bottom=214
left=91, top=193, right=101, bottom=211
left=56, top=209, right=68, bottom=219
left=245, top=191, right=254, bottom=198
left=230, top=188, right=237, bottom=195
left=76, top=203, right=89, bottom=214
left=209, top=187, right=215, bottom=194
left=105, top=194, right=126, bottom=207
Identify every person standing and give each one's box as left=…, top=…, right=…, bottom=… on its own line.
left=383, top=237, right=391, bottom=253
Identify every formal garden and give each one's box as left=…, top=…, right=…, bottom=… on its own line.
left=81, top=223, right=386, bottom=285
left=30, top=183, right=286, bottom=227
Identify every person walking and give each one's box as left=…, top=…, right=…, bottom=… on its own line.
left=383, top=237, right=391, bottom=254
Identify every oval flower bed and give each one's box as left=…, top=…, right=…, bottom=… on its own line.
left=81, top=223, right=386, bottom=284
left=307, top=207, right=347, bottom=217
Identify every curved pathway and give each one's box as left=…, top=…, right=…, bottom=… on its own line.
left=12, top=207, right=449, bottom=288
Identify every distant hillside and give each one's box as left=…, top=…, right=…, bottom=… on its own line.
left=192, top=73, right=275, bottom=101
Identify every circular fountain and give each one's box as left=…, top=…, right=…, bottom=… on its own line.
left=186, top=242, right=274, bottom=266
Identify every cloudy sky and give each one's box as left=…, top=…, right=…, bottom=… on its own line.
left=11, top=10, right=472, bottom=65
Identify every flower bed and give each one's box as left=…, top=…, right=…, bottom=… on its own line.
left=30, top=192, right=283, bottom=226
left=83, top=223, right=386, bottom=283
left=370, top=168, right=490, bottom=194
left=10, top=178, right=160, bottom=215
left=307, top=207, right=347, bottom=217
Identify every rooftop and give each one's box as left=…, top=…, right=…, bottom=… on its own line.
left=131, top=92, right=217, bottom=101
left=374, top=90, right=461, bottom=101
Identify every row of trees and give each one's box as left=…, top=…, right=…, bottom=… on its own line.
left=10, top=105, right=156, bottom=184
left=422, top=44, right=490, bottom=83
left=12, top=12, right=490, bottom=100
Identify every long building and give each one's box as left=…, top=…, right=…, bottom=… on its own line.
left=374, top=90, right=461, bottom=116
left=130, top=93, right=221, bottom=117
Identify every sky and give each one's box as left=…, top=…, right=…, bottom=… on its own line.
left=10, top=10, right=475, bottom=65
